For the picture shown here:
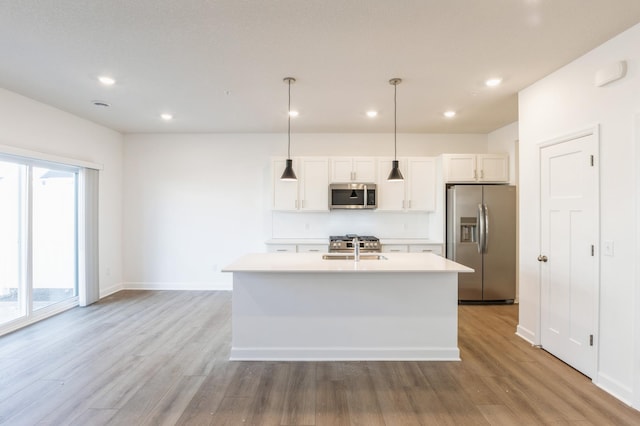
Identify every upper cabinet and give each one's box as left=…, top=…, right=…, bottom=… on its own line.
left=406, top=157, right=437, bottom=211
left=376, top=157, right=436, bottom=211
left=442, top=153, right=509, bottom=183
left=330, top=157, right=376, bottom=182
left=272, top=157, right=329, bottom=211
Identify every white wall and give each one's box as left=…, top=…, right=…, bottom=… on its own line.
left=518, top=23, right=640, bottom=408
left=122, top=133, right=488, bottom=290
left=488, top=121, right=519, bottom=300
left=0, top=88, right=124, bottom=297
left=488, top=121, right=518, bottom=185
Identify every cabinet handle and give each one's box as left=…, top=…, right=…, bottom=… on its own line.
left=390, top=249, right=402, bottom=252
left=408, top=200, right=412, bottom=209
left=402, top=200, right=405, bottom=209
left=295, top=200, right=298, bottom=209
left=308, top=249, right=319, bottom=252
left=301, top=200, right=305, bottom=208
left=474, top=169, right=477, bottom=179
left=276, top=249, right=288, bottom=252
left=422, top=249, right=433, bottom=252
left=480, top=170, right=484, bottom=179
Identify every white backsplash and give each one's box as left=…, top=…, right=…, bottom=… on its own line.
left=271, top=210, right=441, bottom=240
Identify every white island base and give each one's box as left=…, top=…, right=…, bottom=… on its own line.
left=224, top=253, right=473, bottom=361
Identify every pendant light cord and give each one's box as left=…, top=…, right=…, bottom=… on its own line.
left=394, top=82, right=397, bottom=161
left=287, top=79, right=292, bottom=159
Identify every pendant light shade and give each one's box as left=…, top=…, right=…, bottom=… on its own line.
left=280, top=77, right=297, bottom=181
left=387, top=78, right=404, bottom=181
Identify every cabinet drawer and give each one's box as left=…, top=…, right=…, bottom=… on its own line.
left=297, top=244, right=327, bottom=253
left=267, top=244, right=297, bottom=253
left=382, top=244, right=409, bottom=253
left=409, top=244, right=443, bottom=256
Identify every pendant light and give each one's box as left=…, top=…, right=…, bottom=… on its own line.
left=280, top=77, right=297, bottom=181
left=387, top=78, right=404, bottom=181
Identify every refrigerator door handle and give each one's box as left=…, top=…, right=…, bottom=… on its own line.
left=483, top=203, right=489, bottom=253
left=477, top=203, right=485, bottom=253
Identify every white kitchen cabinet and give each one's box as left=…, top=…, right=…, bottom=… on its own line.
left=406, top=157, right=436, bottom=211
left=267, top=244, right=297, bottom=253
left=297, top=244, right=328, bottom=253
left=409, top=244, right=443, bottom=256
left=272, top=158, right=299, bottom=211
left=272, top=157, right=329, bottom=211
left=299, top=157, right=329, bottom=211
left=330, top=157, right=376, bottom=182
left=376, top=157, right=436, bottom=211
left=382, top=244, right=409, bottom=253
left=383, top=243, right=443, bottom=255
left=442, top=153, right=509, bottom=183
left=476, top=154, right=509, bottom=182
left=376, top=158, right=406, bottom=211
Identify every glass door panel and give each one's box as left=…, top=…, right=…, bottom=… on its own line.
left=0, top=161, right=26, bottom=324
left=31, top=167, right=77, bottom=311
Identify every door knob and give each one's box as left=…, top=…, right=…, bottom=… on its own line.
left=537, top=255, right=548, bottom=262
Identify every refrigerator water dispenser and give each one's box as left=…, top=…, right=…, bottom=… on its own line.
left=460, top=217, right=477, bottom=243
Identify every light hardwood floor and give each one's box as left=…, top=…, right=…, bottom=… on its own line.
left=1, top=290, right=639, bottom=425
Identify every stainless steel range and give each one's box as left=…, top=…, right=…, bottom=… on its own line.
left=329, top=234, right=381, bottom=253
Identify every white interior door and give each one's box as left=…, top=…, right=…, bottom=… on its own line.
left=540, top=132, right=598, bottom=378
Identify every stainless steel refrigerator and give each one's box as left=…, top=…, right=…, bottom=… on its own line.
left=446, top=185, right=516, bottom=303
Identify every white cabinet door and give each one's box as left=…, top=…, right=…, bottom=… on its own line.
left=330, top=157, right=376, bottom=182
left=352, top=157, right=377, bottom=182
left=442, top=154, right=477, bottom=182
left=376, top=158, right=405, bottom=211
left=300, top=157, right=329, bottom=211
left=477, top=154, right=509, bottom=182
left=443, top=153, right=510, bottom=183
left=406, top=157, right=436, bottom=211
left=330, top=158, right=355, bottom=182
left=272, top=159, right=299, bottom=210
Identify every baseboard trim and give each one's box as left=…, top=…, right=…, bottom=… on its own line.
left=100, top=282, right=124, bottom=298
left=123, top=281, right=232, bottom=291
left=595, top=371, right=634, bottom=407
left=230, top=346, right=461, bottom=361
left=516, top=324, right=536, bottom=345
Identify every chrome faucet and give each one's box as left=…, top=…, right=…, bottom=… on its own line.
left=353, top=236, right=360, bottom=262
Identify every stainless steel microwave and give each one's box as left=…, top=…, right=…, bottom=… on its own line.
left=329, top=183, right=377, bottom=209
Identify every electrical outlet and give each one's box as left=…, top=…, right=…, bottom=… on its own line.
left=603, top=241, right=614, bottom=257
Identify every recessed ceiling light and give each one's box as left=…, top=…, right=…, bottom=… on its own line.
left=485, top=78, right=502, bottom=87
left=98, top=76, right=115, bottom=86
left=92, top=100, right=111, bottom=107
left=366, top=111, right=378, bottom=118
left=444, top=111, right=456, bottom=118
left=288, top=110, right=299, bottom=117
left=160, top=113, right=173, bottom=121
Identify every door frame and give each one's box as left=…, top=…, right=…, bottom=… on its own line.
left=634, top=113, right=640, bottom=409
left=537, top=124, right=600, bottom=379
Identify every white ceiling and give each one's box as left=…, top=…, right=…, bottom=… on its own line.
left=1, top=1, right=639, bottom=134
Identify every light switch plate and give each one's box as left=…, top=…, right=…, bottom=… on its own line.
left=603, top=240, right=614, bottom=257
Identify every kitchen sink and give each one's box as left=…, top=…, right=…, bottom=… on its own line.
left=322, top=254, right=388, bottom=260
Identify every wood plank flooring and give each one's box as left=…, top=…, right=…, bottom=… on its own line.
left=1, top=290, right=639, bottom=425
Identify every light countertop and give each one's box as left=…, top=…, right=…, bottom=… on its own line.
left=265, top=238, right=443, bottom=245
left=223, top=252, right=472, bottom=273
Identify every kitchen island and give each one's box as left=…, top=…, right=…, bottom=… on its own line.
left=223, top=252, right=473, bottom=361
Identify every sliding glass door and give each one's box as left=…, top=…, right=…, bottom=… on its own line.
left=0, top=158, right=78, bottom=327
left=0, top=161, right=26, bottom=324
left=32, top=166, right=78, bottom=311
